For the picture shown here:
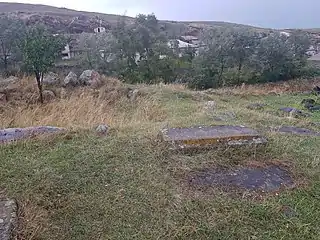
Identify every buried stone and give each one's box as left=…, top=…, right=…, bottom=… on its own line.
left=0, top=126, right=65, bottom=144
left=189, top=165, right=294, bottom=192
left=160, top=125, right=267, bottom=150
left=273, top=126, right=320, bottom=136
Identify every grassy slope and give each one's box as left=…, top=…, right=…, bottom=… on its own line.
left=0, top=82, right=320, bottom=239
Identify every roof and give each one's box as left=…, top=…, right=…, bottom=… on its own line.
left=308, top=52, right=320, bottom=61
left=180, top=35, right=199, bottom=41
left=168, top=39, right=197, bottom=49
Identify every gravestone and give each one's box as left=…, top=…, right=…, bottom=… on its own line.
left=0, top=199, right=17, bottom=240
left=0, top=126, right=65, bottom=144
left=273, top=126, right=320, bottom=136
left=189, top=165, right=294, bottom=193
left=160, top=125, right=267, bottom=150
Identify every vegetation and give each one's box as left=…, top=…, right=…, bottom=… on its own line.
left=76, top=14, right=315, bottom=89
left=0, top=78, right=320, bottom=239
left=21, top=27, right=65, bottom=103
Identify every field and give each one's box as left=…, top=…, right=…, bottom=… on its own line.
left=0, top=78, right=320, bottom=239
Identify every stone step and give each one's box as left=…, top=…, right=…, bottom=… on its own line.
left=160, top=125, right=267, bottom=150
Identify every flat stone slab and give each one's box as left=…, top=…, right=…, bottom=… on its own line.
left=273, top=126, right=320, bottom=136
left=0, top=199, right=17, bottom=240
left=0, top=126, right=65, bottom=144
left=279, top=107, right=311, bottom=117
left=160, top=125, right=267, bottom=149
left=189, top=165, right=294, bottom=193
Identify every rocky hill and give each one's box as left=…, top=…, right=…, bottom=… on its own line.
left=0, top=2, right=269, bottom=36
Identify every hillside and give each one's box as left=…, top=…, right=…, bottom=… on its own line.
left=0, top=2, right=266, bottom=36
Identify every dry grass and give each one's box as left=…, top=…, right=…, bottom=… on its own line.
left=206, top=78, right=320, bottom=96
left=0, top=76, right=167, bottom=130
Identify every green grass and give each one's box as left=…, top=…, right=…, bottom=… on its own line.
left=1, top=89, right=320, bottom=239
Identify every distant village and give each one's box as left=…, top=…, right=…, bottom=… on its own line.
left=60, top=26, right=320, bottom=65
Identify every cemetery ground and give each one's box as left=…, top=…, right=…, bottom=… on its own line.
left=0, top=78, right=320, bottom=239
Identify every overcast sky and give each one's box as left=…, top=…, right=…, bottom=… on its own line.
left=4, top=0, right=320, bottom=29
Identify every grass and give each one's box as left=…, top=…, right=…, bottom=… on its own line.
left=0, top=78, right=320, bottom=239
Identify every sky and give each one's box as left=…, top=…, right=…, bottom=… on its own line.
left=3, top=0, right=320, bottom=29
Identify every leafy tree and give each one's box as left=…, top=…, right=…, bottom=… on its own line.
left=0, top=17, right=26, bottom=73
left=21, top=27, right=65, bottom=103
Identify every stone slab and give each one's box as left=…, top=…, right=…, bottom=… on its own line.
left=0, top=126, right=65, bottom=144
left=0, top=199, right=17, bottom=240
left=274, top=126, right=320, bottom=136
left=189, top=165, right=294, bottom=192
left=160, top=125, right=267, bottom=149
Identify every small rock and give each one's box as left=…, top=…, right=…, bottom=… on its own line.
left=64, top=71, right=79, bottom=87
left=282, top=205, right=298, bottom=218
left=96, top=124, right=109, bottom=135
left=79, top=70, right=101, bottom=88
left=42, top=72, right=60, bottom=85
left=313, top=86, right=320, bottom=95
left=42, top=90, right=56, bottom=102
left=279, top=107, right=310, bottom=117
left=0, top=93, right=7, bottom=103
left=204, top=101, right=216, bottom=111
left=246, top=103, right=266, bottom=110
left=127, top=89, right=139, bottom=101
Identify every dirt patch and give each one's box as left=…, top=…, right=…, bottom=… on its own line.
left=187, top=164, right=297, bottom=197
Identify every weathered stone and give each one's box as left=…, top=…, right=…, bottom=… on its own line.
left=0, top=93, right=7, bottom=104
left=279, top=107, right=310, bottom=117
left=42, top=72, right=60, bottom=85
left=42, top=90, right=56, bottom=102
left=96, top=124, right=109, bottom=135
left=79, top=70, right=101, bottom=88
left=213, top=111, right=236, bottom=122
left=64, top=71, right=79, bottom=87
left=160, top=125, right=267, bottom=150
left=0, top=199, right=17, bottom=240
left=127, top=89, right=139, bottom=101
left=188, top=165, right=294, bottom=193
left=246, top=103, right=266, bottom=110
left=204, top=101, right=216, bottom=111
left=273, top=126, right=320, bottom=136
left=0, top=126, right=65, bottom=144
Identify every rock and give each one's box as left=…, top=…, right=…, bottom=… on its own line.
left=213, top=111, right=236, bottom=122
left=64, top=71, right=79, bottom=87
left=160, top=125, right=267, bottom=150
left=279, top=107, right=310, bottom=118
left=79, top=70, right=101, bottom=88
left=272, top=126, right=320, bottom=136
left=42, top=90, right=56, bottom=102
left=0, top=199, right=17, bottom=240
left=204, top=101, right=216, bottom=111
left=301, top=99, right=317, bottom=110
left=309, top=105, right=320, bottom=112
left=0, top=76, right=18, bottom=87
left=42, top=72, right=60, bottom=85
left=247, top=103, right=266, bottom=110
left=127, top=89, right=139, bottom=101
left=0, top=93, right=7, bottom=103
left=313, top=86, right=320, bottom=95
left=0, top=126, right=65, bottom=144
left=96, top=124, right=109, bottom=135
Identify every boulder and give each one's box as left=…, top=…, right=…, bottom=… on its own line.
left=42, top=90, right=56, bottom=102
left=42, top=72, right=60, bottom=85
left=279, top=107, right=310, bottom=118
left=79, top=70, right=101, bottom=88
left=96, top=124, right=109, bottom=135
left=64, top=71, right=79, bottom=87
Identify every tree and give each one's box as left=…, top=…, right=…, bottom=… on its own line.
left=21, top=27, right=65, bottom=103
left=0, top=17, right=26, bottom=73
